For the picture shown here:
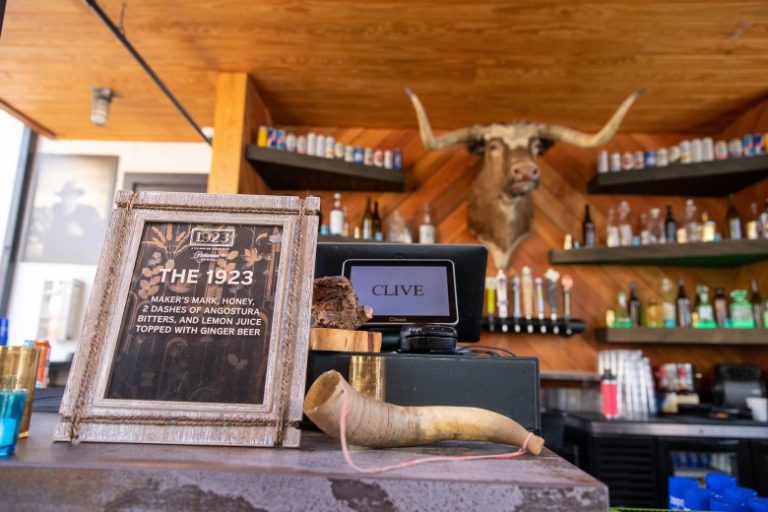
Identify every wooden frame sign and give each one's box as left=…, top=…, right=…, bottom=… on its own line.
left=55, top=191, right=319, bottom=447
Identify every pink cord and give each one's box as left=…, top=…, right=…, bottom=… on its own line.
left=338, top=388, right=534, bottom=474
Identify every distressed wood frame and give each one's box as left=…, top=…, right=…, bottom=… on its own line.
left=55, top=191, right=319, bottom=447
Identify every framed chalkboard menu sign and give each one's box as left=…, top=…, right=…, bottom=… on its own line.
left=55, top=191, right=319, bottom=447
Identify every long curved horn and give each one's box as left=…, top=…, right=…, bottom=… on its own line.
left=538, top=88, right=645, bottom=148
left=304, top=370, right=544, bottom=454
left=405, top=87, right=481, bottom=150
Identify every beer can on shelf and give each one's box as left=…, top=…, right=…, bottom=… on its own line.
left=597, top=150, right=609, bottom=173
left=334, top=142, right=345, bottom=159
left=644, top=150, right=656, bottom=168
left=728, top=138, right=743, bottom=158
left=315, top=135, right=326, bottom=157
left=743, top=134, right=755, bottom=156
left=324, top=136, right=335, bottom=158
left=307, top=133, right=318, bottom=156
left=702, top=137, right=714, bottom=161
left=392, top=149, right=403, bottom=170
left=296, top=135, right=307, bottom=154
left=373, top=149, right=384, bottom=167
left=754, top=134, right=765, bottom=155
left=266, top=128, right=277, bottom=148
left=276, top=129, right=286, bottom=150
left=353, top=146, right=364, bottom=164
left=384, top=150, right=393, bottom=169
left=621, top=151, right=634, bottom=171
left=656, top=148, right=669, bottom=167
left=690, top=138, right=703, bottom=163
left=668, top=145, right=681, bottom=164
left=609, top=152, right=622, bottom=172
left=344, top=145, right=355, bottom=162
left=285, top=133, right=297, bottom=152
left=679, top=140, right=691, bottom=163
left=633, top=151, right=645, bottom=169
left=714, top=140, right=728, bottom=160
left=364, top=148, right=374, bottom=166
left=257, top=126, right=269, bottom=147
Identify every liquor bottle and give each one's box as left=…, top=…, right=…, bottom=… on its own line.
left=676, top=278, right=692, bottom=327
left=329, top=193, right=345, bottom=236
left=746, top=202, right=760, bottom=240
left=645, top=299, right=661, bottom=328
left=730, top=290, right=755, bottom=328
left=725, top=194, right=743, bottom=240
left=700, top=211, right=716, bottom=242
left=582, top=204, right=595, bottom=247
left=751, top=280, right=763, bottom=328
left=760, top=198, right=768, bottom=239
left=713, top=287, right=729, bottom=327
left=684, top=199, right=700, bottom=243
left=694, top=285, right=716, bottom=328
left=628, top=281, right=642, bottom=327
left=606, top=208, right=620, bottom=247
left=615, top=291, right=631, bottom=327
left=639, top=212, right=650, bottom=245
left=648, top=208, right=664, bottom=244
left=618, top=201, right=633, bottom=246
left=342, top=207, right=350, bottom=237
left=661, top=278, right=676, bottom=328
left=372, top=200, right=383, bottom=241
left=360, top=197, right=374, bottom=241
left=664, top=204, right=677, bottom=244
left=418, top=204, right=436, bottom=244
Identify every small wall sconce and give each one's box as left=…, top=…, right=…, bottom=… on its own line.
left=91, top=87, right=114, bottom=126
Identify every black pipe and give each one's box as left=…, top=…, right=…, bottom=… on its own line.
left=83, top=0, right=212, bottom=145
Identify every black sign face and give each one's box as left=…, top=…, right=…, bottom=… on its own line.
left=106, top=221, right=283, bottom=405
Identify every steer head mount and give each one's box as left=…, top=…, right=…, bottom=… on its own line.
left=406, top=87, right=644, bottom=270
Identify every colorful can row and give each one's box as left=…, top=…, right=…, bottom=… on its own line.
left=597, top=133, right=766, bottom=173
left=256, top=126, right=403, bottom=170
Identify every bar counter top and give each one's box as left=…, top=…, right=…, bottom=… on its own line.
left=0, top=412, right=608, bottom=511
left=566, top=412, right=768, bottom=439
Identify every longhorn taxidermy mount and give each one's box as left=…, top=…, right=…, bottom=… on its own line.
left=406, top=87, right=644, bottom=270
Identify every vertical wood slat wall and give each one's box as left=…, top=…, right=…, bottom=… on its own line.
left=273, top=99, right=767, bottom=379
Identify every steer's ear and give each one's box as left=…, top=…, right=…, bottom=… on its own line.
left=466, top=139, right=485, bottom=155
left=539, top=138, right=556, bottom=155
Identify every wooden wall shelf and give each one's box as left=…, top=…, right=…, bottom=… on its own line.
left=549, top=239, right=768, bottom=267
left=596, top=327, right=768, bottom=345
left=587, top=154, right=768, bottom=196
left=245, top=145, right=405, bottom=192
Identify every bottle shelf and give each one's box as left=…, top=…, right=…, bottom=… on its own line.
left=596, top=327, right=768, bottom=345
left=587, top=154, right=768, bottom=196
left=245, top=145, right=405, bottom=192
left=482, top=318, right=586, bottom=337
left=548, top=239, right=768, bottom=267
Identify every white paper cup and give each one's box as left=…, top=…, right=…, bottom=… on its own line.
left=746, top=397, right=768, bottom=422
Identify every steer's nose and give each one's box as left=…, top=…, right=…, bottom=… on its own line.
left=511, top=162, right=539, bottom=181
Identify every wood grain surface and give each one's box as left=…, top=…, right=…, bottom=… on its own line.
left=2, top=1, right=768, bottom=140
left=268, top=104, right=767, bottom=380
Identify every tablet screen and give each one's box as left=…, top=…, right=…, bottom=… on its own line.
left=342, top=259, right=458, bottom=325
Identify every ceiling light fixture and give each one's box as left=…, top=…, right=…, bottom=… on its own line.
left=91, top=87, right=114, bottom=127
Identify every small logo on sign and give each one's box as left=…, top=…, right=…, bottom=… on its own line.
left=190, top=227, right=236, bottom=248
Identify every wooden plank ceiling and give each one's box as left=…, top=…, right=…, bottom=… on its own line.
left=1, top=0, right=767, bottom=141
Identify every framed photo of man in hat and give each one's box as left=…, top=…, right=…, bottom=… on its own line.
left=22, top=154, right=117, bottom=264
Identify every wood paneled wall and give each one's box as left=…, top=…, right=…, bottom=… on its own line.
left=283, top=105, right=767, bottom=383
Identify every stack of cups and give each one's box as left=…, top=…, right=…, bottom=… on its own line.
left=669, top=474, right=766, bottom=511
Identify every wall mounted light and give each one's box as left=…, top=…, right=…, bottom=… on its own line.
left=90, top=87, right=114, bottom=126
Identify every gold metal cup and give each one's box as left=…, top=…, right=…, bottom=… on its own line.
left=0, top=346, right=40, bottom=438
left=348, top=355, right=386, bottom=401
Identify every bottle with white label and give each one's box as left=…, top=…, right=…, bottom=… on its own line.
left=418, top=204, right=436, bottom=244
left=329, top=192, right=345, bottom=236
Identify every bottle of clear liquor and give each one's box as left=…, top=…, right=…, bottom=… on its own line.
left=329, top=192, right=345, bottom=236
left=418, top=204, right=436, bottom=244
left=361, top=197, right=374, bottom=241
